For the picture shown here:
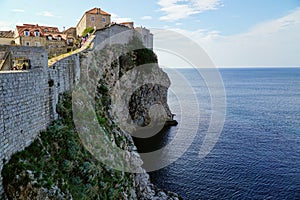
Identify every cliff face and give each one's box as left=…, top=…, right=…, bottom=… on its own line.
left=73, top=36, right=177, bottom=198
left=2, top=34, right=179, bottom=199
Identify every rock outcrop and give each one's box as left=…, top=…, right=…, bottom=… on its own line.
left=2, top=33, right=180, bottom=199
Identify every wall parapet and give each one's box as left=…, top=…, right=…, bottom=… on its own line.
left=0, top=48, right=80, bottom=197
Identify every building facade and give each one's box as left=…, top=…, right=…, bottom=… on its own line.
left=0, top=31, right=14, bottom=45
left=76, top=7, right=111, bottom=36
left=63, top=27, right=77, bottom=46
left=14, top=24, right=72, bottom=57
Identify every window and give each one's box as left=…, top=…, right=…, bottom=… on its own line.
left=48, top=35, right=52, bottom=40
left=34, top=31, right=40, bottom=37
left=102, top=17, right=106, bottom=22
left=57, top=36, right=61, bottom=41
left=44, top=29, right=48, bottom=32
left=35, top=42, right=40, bottom=47
left=24, top=30, right=30, bottom=36
left=91, top=16, right=95, bottom=22
left=25, top=41, right=30, bottom=46
left=67, top=38, right=74, bottom=46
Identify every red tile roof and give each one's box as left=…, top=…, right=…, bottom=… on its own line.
left=120, top=22, right=134, bottom=25
left=0, top=31, right=14, bottom=38
left=16, top=24, right=61, bottom=37
left=86, top=7, right=111, bottom=16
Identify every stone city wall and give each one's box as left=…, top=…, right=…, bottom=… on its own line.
left=0, top=25, right=153, bottom=196
left=0, top=46, right=79, bottom=196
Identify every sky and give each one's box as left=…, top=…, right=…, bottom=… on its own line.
left=1, top=0, right=300, bottom=67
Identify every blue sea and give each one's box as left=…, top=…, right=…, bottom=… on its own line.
left=135, top=68, right=300, bottom=199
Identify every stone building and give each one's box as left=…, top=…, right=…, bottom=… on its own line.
left=63, top=27, right=77, bottom=46
left=14, top=24, right=72, bottom=57
left=93, top=23, right=154, bottom=50
left=135, top=27, right=153, bottom=50
left=0, top=31, right=14, bottom=45
left=76, top=7, right=111, bottom=36
left=120, top=22, right=134, bottom=29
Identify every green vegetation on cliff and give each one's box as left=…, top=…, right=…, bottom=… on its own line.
left=81, top=27, right=94, bottom=37
left=2, top=92, right=135, bottom=200
left=1, top=37, right=180, bottom=200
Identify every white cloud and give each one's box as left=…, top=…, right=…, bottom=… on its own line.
left=37, top=11, right=60, bottom=18
left=211, top=8, right=300, bottom=67
left=12, top=9, right=25, bottom=13
left=155, top=7, right=300, bottom=67
left=141, top=16, right=153, bottom=20
left=158, top=0, right=222, bottom=21
left=111, top=13, right=132, bottom=23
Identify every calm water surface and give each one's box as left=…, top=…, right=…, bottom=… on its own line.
left=134, top=68, right=300, bottom=199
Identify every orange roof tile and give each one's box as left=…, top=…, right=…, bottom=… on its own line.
left=120, top=22, right=134, bottom=25
left=15, top=24, right=67, bottom=40
left=86, top=7, right=111, bottom=16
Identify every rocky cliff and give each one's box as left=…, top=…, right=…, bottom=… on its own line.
left=1, top=35, right=180, bottom=199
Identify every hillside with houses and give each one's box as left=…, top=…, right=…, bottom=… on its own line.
left=0, top=7, right=153, bottom=71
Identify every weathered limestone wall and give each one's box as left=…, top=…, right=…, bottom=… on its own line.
left=0, top=70, right=48, bottom=195
left=94, top=24, right=153, bottom=49
left=47, top=54, right=80, bottom=120
left=0, top=47, right=79, bottom=196
left=0, top=45, right=48, bottom=70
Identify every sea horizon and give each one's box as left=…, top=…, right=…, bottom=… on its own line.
left=160, top=66, right=300, bottom=69
left=136, top=67, right=300, bottom=199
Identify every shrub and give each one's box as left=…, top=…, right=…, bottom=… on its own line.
left=81, top=27, right=94, bottom=37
